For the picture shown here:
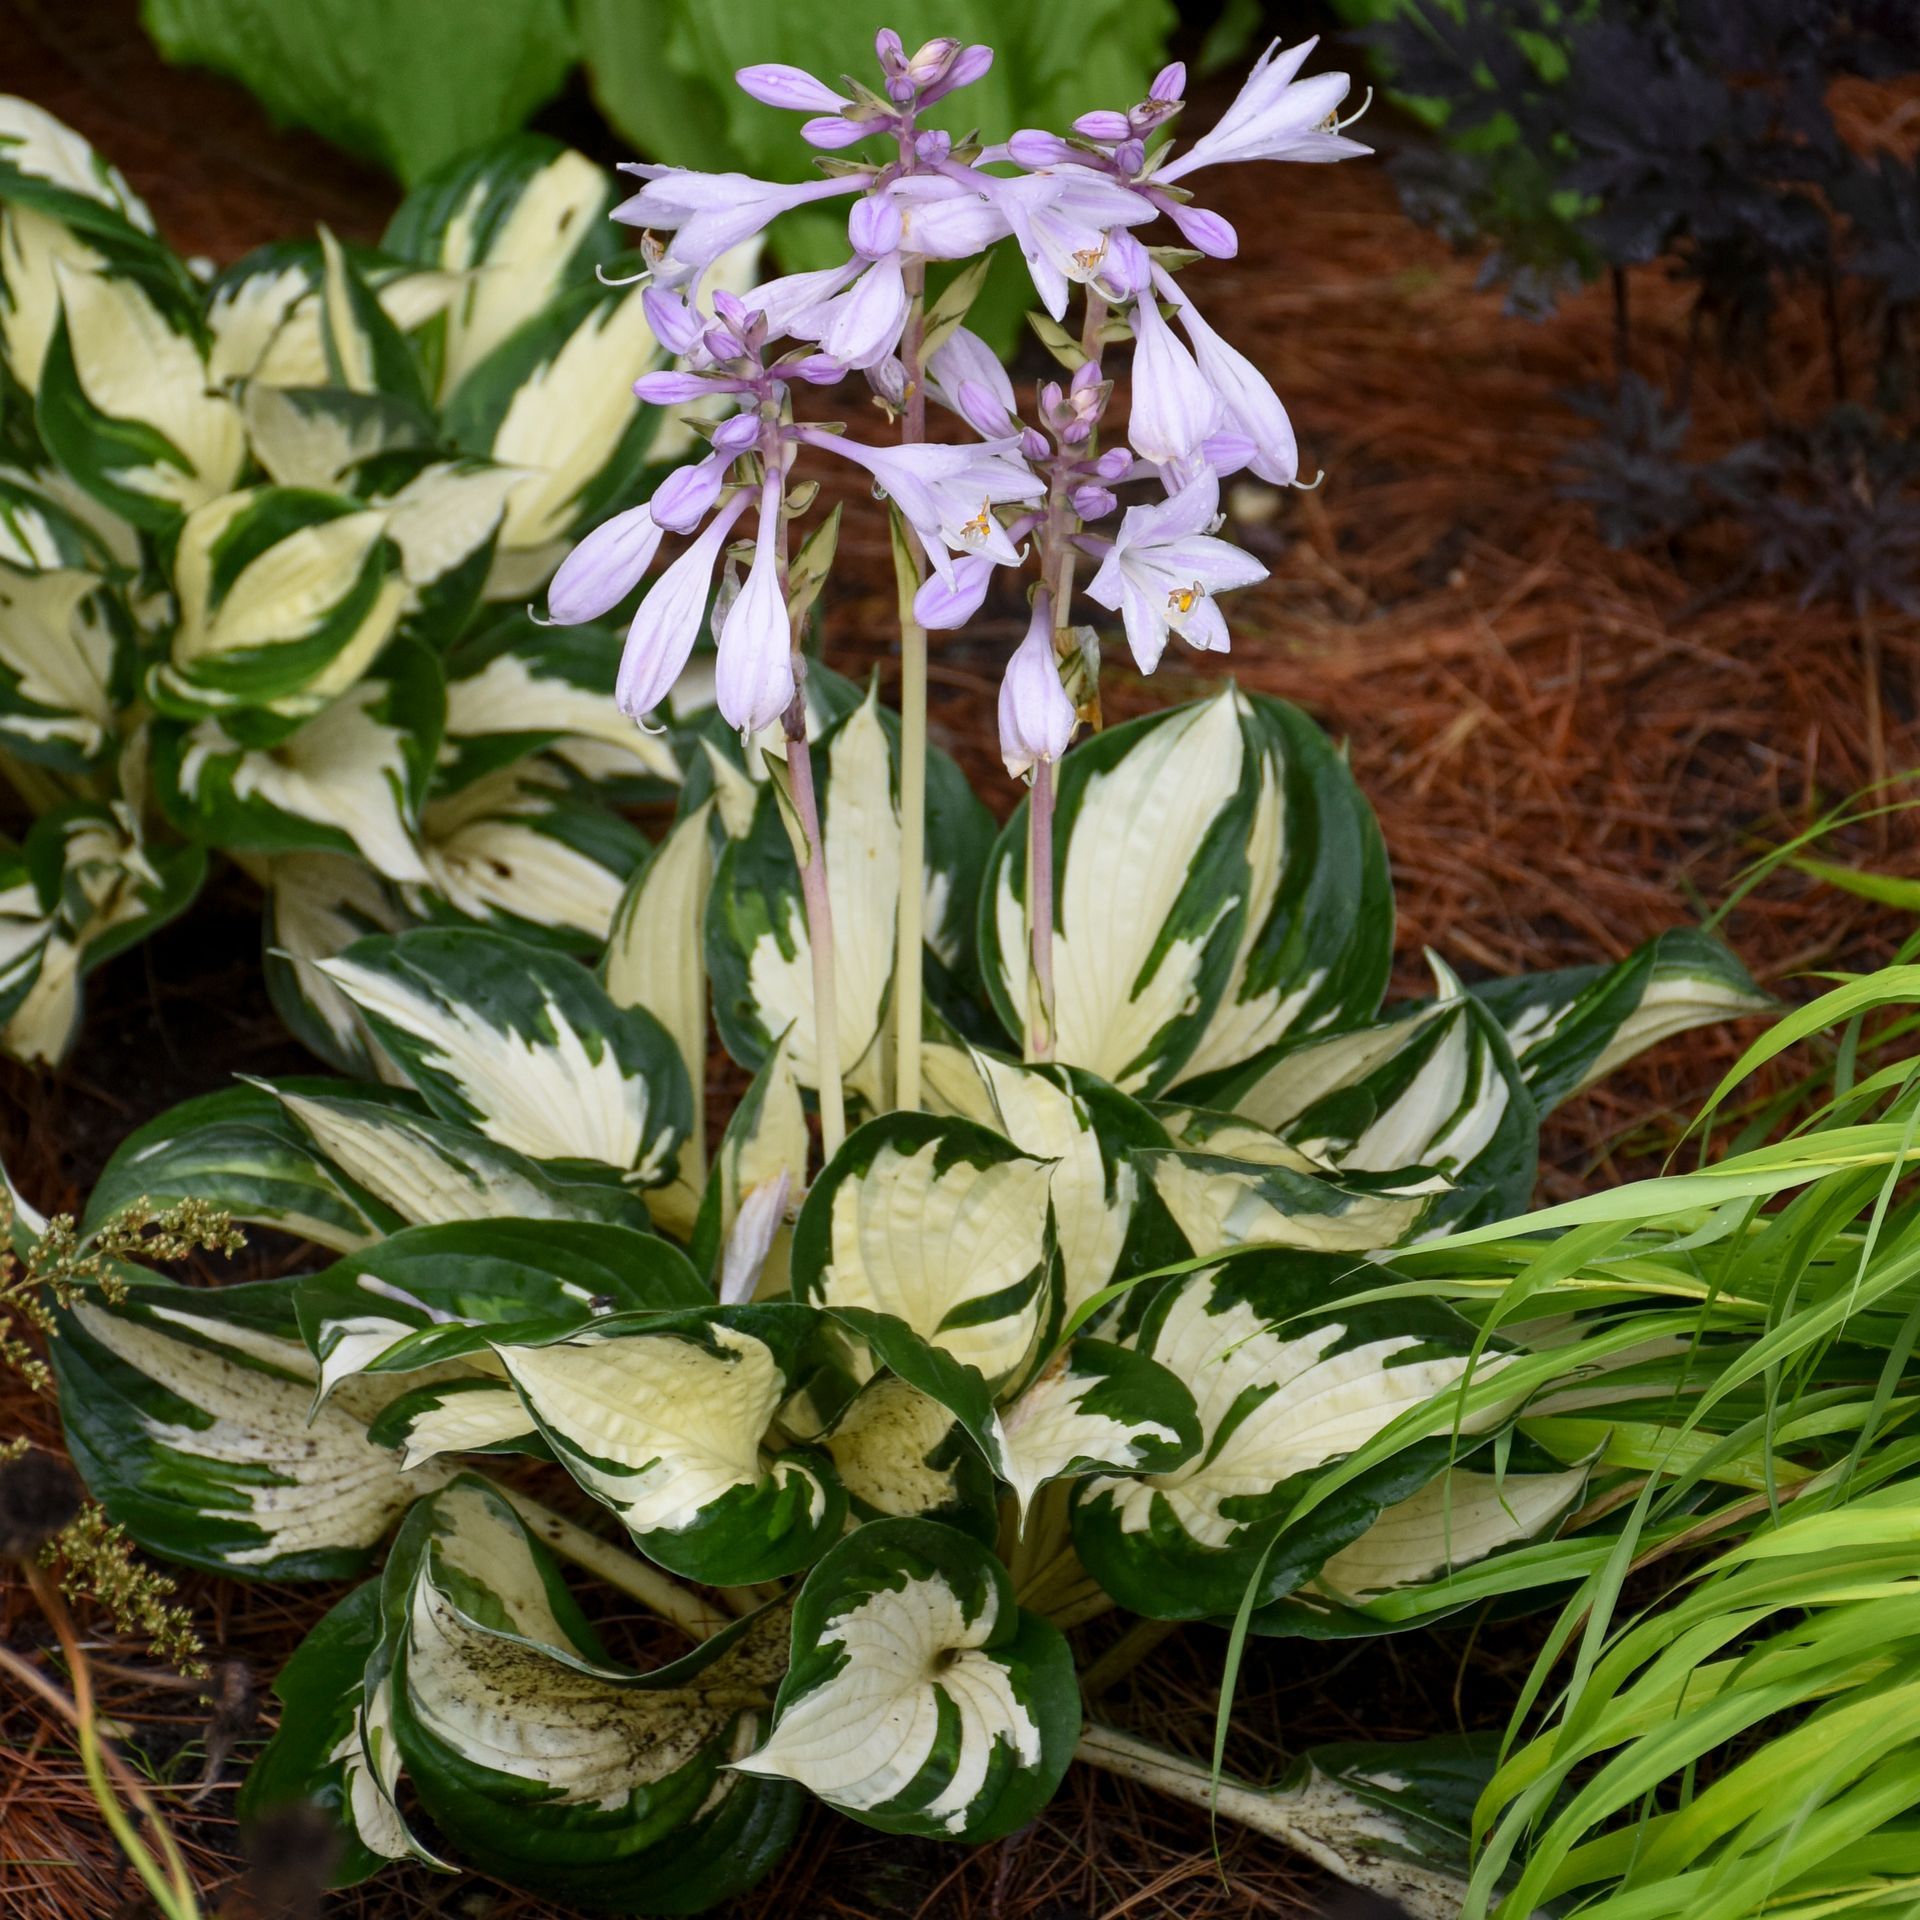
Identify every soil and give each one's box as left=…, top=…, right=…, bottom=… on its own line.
left=1, top=3, right=1917, bottom=1917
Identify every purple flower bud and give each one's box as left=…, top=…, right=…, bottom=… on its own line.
left=849, top=194, right=904, bottom=260
left=887, top=74, right=916, bottom=104
left=1069, top=358, right=1102, bottom=395
left=1150, top=62, right=1186, bottom=103
left=1073, top=109, right=1133, bottom=143
left=711, top=411, right=763, bottom=454
left=923, top=44, right=993, bottom=101
left=999, top=591, right=1076, bottom=780
left=1070, top=482, right=1117, bottom=520
left=866, top=355, right=907, bottom=407
left=913, top=552, right=994, bottom=630
left=905, top=37, right=961, bottom=84
left=954, top=377, right=1014, bottom=437
left=874, top=27, right=905, bottom=69
left=1006, top=128, right=1076, bottom=168
left=1113, top=137, right=1147, bottom=177
left=735, top=63, right=850, bottom=113
left=1160, top=198, right=1239, bottom=258
left=914, top=128, right=953, bottom=163
left=1102, top=230, right=1153, bottom=298
left=703, top=324, right=746, bottom=362
left=1039, top=379, right=1064, bottom=416
left=714, top=482, right=796, bottom=735
left=1062, top=419, right=1091, bottom=445
left=651, top=451, right=728, bottom=533
left=546, top=505, right=662, bottom=625
left=643, top=287, right=705, bottom=355
left=803, top=115, right=876, bottom=150
left=635, top=369, right=722, bottom=405
left=1021, top=426, right=1050, bottom=462
left=1094, top=446, right=1133, bottom=481
left=712, top=290, right=751, bottom=335
left=788, top=353, right=846, bottom=384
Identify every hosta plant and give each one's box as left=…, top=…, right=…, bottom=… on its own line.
left=0, top=98, right=725, bottom=1066
left=23, top=31, right=1773, bottom=1919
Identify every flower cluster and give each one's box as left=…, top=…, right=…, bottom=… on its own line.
left=548, top=29, right=1369, bottom=776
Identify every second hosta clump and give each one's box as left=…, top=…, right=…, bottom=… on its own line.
left=43, top=670, right=1764, bottom=1909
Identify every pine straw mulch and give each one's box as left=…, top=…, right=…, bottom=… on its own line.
left=3, top=4, right=1919, bottom=1916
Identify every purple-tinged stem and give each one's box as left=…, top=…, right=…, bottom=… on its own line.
left=893, top=245, right=930, bottom=1112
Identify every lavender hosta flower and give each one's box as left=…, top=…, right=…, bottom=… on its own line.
left=545, top=504, right=663, bottom=625
left=1125, top=288, right=1219, bottom=470
left=805, top=431, right=1044, bottom=585
left=998, top=593, right=1076, bottom=779
left=913, top=552, right=995, bottom=631
left=648, top=449, right=731, bottom=534
left=1086, top=473, right=1267, bottom=673
left=616, top=491, right=752, bottom=721
left=1157, top=271, right=1297, bottom=486
left=1153, top=39, right=1369, bottom=184
left=614, top=166, right=861, bottom=291
left=714, top=478, right=797, bottom=734
left=976, top=166, right=1158, bottom=319
left=735, top=64, right=852, bottom=114
left=926, top=327, right=1016, bottom=428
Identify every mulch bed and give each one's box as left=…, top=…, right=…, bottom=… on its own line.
left=2, top=3, right=1917, bottom=1915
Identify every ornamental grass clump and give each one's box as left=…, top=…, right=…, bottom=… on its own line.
left=16, top=29, right=1784, bottom=1918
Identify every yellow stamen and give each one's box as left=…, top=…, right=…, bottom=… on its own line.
left=959, top=499, right=992, bottom=545
left=1166, top=583, right=1200, bottom=615
left=1073, top=239, right=1108, bottom=273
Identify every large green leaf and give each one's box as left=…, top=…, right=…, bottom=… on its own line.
left=496, top=1303, right=845, bottom=1586
left=736, top=1516, right=1079, bottom=1842
left=139, top=0, right=579, bottom=186
left=51, top=1270, right=446, bottom=1579
left=792, top=1112, right=1059, bottom=1398
left=1070, top=1253, right=1513, bottom=1620
left=980, top=688, right=1258, bottom=1095
left=316, top=925, right=693, bottom=1182
left=375, top=1474, right=801, bottom=1908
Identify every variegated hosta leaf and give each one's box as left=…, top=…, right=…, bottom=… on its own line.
left=982, top=688, right=1257, bottom=1095
left=147, top=485, right=408, bottom=731
left=262, top=851, right=408, bottom=1079
left=367, top=455, right=527, bottom=650
left=441, top=279, right=665, bottom=599
left=440, top=613, right=680, bottom=793
left=497, top=1304, right=845, bottom=1585
left=316, top=925, right=692, bottom=1182
left=268, top=1079, right=659, bottom=1236
left=36, top=255, right=244, bottom=528
left=376, top=1474, right=801, bottom=1907
left=1, top=801, right=205, bottom=1066
left=50, top=1270, right=447, bottom=1578
left=151, top=642, right=443, bottom=883
left=204, top=237, right=455, bottom=392
left=0, top=465, right=132, bottom=571
left=688, top=1029, right=808, bottom=1290
left=236, top=1583, right=414, bottom=1886
left=238, top=382, right=432, bottom=493
left=1143, top=1140, right=1447, bottom=1257
left=1081, top=1724, right=1486, bottom=1920
left=381, top=135, right=620, bottom=406
left=295, top=1217, right=706, bottom=1407
left=708, top=687, right=996, bottom=1103
left=1177, top=693, right=1395, bottom=1084
left=736, top=1517, right=1078, bottom=1842
left=1193, top=957, right=1538, bottom=1232
left=821, top=1376, right=999, bottom=1541
left=605, top=800, right=719, bottom=1227
left=84, top=1080, right=398, bottom=1253
left=1473, top=926, right=1769, bottom=1115
left=1273, top=1456, right=1593, bottom=1634
left=314, top=226, right=429, bottom=412
left=0, top=561, right=127, bottom=769
left=407, top=759, right=646, bottom=951
left=921, top=1042, right=1166, bottom=1320
left=792, top=1113, right=1059, bottom=1398
left=365, top=1375, right=542, bottom=1472
left=1070, top=1253, right=1515, bottom=1620
left=0, top=96, right=156, bottom=240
